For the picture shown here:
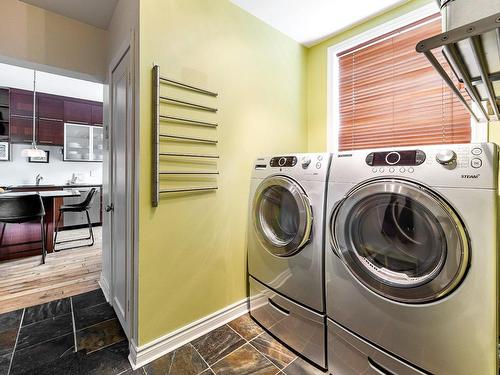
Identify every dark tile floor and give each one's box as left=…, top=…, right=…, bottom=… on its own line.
left=0, top=289, right=325, bottom=375
left=0, top=289, right=129, bottom=375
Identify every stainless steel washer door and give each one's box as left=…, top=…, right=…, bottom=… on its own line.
left=253, top=176, right=313, bottom=257
left=331, top=179, right=469, bottom=303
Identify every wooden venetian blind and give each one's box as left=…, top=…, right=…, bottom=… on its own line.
left=338, top=16, right=471, bottom=151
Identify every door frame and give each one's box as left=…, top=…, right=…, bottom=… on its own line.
left=102, top=28, right=139, bottom=344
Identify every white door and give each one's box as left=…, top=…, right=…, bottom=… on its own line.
left=110, top=48, right=133, bottom=336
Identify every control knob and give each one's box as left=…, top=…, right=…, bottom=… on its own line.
left=301, top=157, right=311, bottom=169
left=435, top=150, right=457, bottom=165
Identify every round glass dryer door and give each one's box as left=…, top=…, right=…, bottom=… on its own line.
left=253, top=176, right=313, bottom=257
left=331, top=179, right=469, bottom=303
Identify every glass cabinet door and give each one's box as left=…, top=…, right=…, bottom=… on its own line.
left=91, top=127, right=103, bottom=161
left=64, top=123, right=90, bottom=161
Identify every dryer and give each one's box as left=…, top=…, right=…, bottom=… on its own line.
left=248, top=153, right=331, bottom=369
left=325, top=143, right=498, bottom=374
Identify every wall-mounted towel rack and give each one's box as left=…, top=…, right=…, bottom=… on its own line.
left=153, top=65, right=219, bottom=206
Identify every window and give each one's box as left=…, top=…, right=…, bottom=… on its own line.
left=335, top=15, right=471, bottom=151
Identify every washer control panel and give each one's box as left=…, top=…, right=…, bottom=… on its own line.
left=270, top=156, right=297, bottom=168
left=365, top=150, right=426, bottom=167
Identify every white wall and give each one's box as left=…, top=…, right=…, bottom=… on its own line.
left=1, top=144, right=102, bottom=186
left=0, top=63, right=103, bottom=102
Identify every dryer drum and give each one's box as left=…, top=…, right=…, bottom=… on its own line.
left=331, top=178, right=470, bottom=304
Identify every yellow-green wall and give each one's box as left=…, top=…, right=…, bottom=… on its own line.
left=138, top=0, right=307, bottom=344
left=306, top=0, right=434, bottom=152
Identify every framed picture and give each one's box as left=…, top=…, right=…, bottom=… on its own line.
left=29, top=151, right=50, bottom=163
left=0, top=142, right=9, bottom=161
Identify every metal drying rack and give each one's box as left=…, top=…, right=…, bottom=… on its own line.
left=152, top=65, right=219, bottom=206
left=416, top=12, right=500, bottom=122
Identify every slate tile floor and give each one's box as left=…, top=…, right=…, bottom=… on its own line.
left=0, top=289, right=325, bottom=374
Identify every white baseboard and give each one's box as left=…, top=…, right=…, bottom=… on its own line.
left=128, top=298, right=249, bottom=370
left=98, top=274, right=111, bottom=303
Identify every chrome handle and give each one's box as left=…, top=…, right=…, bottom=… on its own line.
left=105, top=204, right=114, bottom=212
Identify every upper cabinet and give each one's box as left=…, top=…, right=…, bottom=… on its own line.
left=8, top=89, right=103, bottom=146
left=10, top=89, right=34, bottom=117
left=91, top=104, right=103, bottom=126
left=64, top=100, right=92, bottom=124
left=38, top=94, right=64, bottom=120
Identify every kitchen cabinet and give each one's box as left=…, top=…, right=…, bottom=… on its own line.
left=64, top=123, right=103, bottom=161
left=38, top=118, right=64, bottom=146
left=10, top=89, right=34, bottom=117
left=10, top=116, right=33, bottom=143
left=91, top=104, right=103, bottom=125
left=7, top=88, right=103, bottom=145
left=38, top=94, right=64, bottom=120
left=64, top=100, right=92, bottom=124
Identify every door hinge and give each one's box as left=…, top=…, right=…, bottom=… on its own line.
left=127, top=300, right=130, bottom=312
left=128, top=72, right=132, bottom=85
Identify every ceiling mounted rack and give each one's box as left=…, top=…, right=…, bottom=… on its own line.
left=416, top=12, right=500, bottom=122
left=152, top=65, right=219, bottom=206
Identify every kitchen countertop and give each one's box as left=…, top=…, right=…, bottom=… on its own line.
left=0, top=190, right=81, bottom=198
left=3, top=184, right=102, bottom=189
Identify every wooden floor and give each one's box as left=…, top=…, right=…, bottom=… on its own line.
left=0, top=227, right=102, bottom=314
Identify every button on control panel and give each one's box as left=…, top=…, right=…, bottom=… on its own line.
left=471, top=147, right=482, bottom=156
left=471, top=158, right=482, bottom=168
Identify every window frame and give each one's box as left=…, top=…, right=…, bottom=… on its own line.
left=326, top=2, right=485, bottom=153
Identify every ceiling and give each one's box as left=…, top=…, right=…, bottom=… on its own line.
left=19, top=0, right=118, bottom=29
left=231, top=0, right=410, bottom=47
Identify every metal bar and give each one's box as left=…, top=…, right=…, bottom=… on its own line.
left=159, top=76, right=218, bottom=97
left=469, top=36, right=500, bottom=118
left=416, top=12, right=500, bottom=52
left=159, top=115, right=218, bottom=128
left=159, top=171, right=219, bottom=175
left=444, top=44, right=490, bottom=119
left=423, top=50, right=480, bottom=122
left=159, top=152, right=219, bottom=159
left=152, top=65, right=160, bottom=207
left=470, top=72, right=500, bottom=86
left=159, top=186, right=218, bottom=193
left=159, top=133, right=218, bottom=144
left=159, top=96, right=217, bottom=112
left=497, top=28, right=500, bottom=60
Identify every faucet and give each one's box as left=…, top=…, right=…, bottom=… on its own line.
left=36, top=174, right=43, bottom=186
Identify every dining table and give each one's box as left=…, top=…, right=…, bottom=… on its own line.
left=0, top=189, right=81, bottom=261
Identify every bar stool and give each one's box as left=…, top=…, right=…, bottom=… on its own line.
left=0, top=194, right=46, bottom=264
left=53, top=188, right=98, bottom=251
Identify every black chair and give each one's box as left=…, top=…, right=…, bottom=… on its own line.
left=53, top=188, right=98, bottom=251
left=0, top=194, right=46, bottom=264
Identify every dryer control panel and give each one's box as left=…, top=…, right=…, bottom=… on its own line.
left=270, top=156, right=297, bottom=167
left=331, top=143, right=498, bottom=189
left=365, top=150, right=426, bottom=167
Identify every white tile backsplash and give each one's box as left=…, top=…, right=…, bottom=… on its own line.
left=0, top=144, right=102, bottom=186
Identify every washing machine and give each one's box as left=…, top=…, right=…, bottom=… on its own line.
left=325, top=143, right=498, bottom=375
left=248, top=153, right=331, bottom=369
